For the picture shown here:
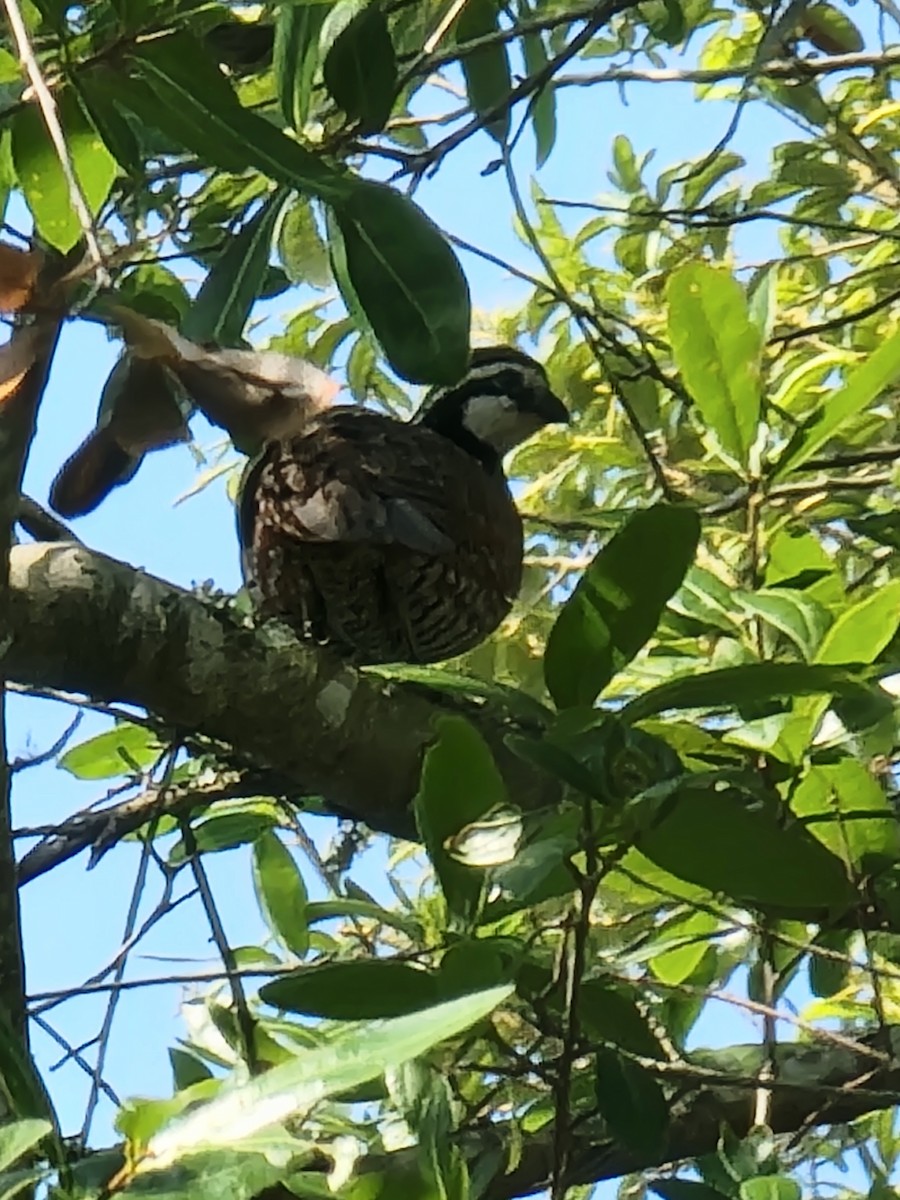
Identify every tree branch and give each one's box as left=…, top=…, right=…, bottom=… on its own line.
left=5, top=543, right=558, bottom=845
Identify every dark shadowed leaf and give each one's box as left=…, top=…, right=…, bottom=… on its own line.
left=117, top=264, right=191, bottom=326
left=252, top=832, right=309, bottom=958
left=654, top=1181, right=732, bottom=1200
left=415, top=716, right=507, bottom=922
left=545, top=505, right=700, bottom=709
left=521, top=29, right=556, bottom=167
left=169, top=1049, right=213, bottom=1092
left=125, top=33, right=348, bottom=203
left=331, top=180, right=471, bottom=384
left=274, top=0, right=326, bottom=132
left=260, top=960, right=439, bottom=1018
left=808, top=928, right=853, bottom=998
left=323, top=4, right=397, bottom=133
left=456, top=0, right=512, bottom=143
left=59, top=723, right=160, bottom=779
left=183, top=191, right=285, bottom=346
left=667, top=263, right=762, bottom=468
left=580, top=980, right=663, bottom=1057
left=594, top=1048, right=668, bottom=1157
left=638, top=781, right=855, bottom=912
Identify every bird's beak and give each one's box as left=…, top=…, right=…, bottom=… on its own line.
left=538, top=387, right=570, bottom=427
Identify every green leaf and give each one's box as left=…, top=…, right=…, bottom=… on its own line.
left=802, top=4, right=864, bottom=52
left=774, top=329, right=900, bottom=478
left=739, top=1179, right=801, bottom=1200
left=456, top=0, right=512, bottom=143
left=594, top=1048, right=668, bottom=1158
left=666, top=263, right=762, bottom=468
left=0, top=1008, right=63, bottom=1170
left=169, top=810, right=279, bottom=863
left=58, top=723, right=160, bottom=779
left=638, top=780, right=855, bottom=913
left=521, top=31, right=556, bottom=168
left=277, top=197, right=331, bottom=288
left=169, top=1049, right=214, bottom=1092
left=141, top=986, right=511, bottom=1174
left=274, top=0, right=326, bottom=132
left=651, top=0, right=686, bottom=44
left=305, top=899, right=419, bottom=936
left=0, top=1165, right=46, bottom=1200
left=622, top=662, right=874, bottom=725
left=414, top=716, right=507, bottom=922
left=260, top=959, right=438, bottom=1019
left=545, top=505, right=700, bottom=709
left=654, top=1182, right=732, bottom=1200
left=70, top=71, right=142, bottom=177
left=116, top=263, right=191, bottom=326
left=323, top=3, right=397, bottom=134
left=252, top=832, right=310, bottom=958
left=330, top=180, right=471, bottom=384
left=0, top=1121, right=51, bottom=1173
left=814, top=581, right=900, bottom=665
left=183, top=191, right=285, bottom=348
left=579, top=980, right=663, bottom=1057
left=808, top=928, right=852, bottom=998
left=124, top=33, right=347, bottom=204
left=733, top=588, right=830, bottom=660
left=11, top=91, right=117, bottom=251
left=792, top=759, right=900, bottom=866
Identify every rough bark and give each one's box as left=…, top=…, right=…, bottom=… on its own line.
left=6, top=542, right=558, bottom=842
left=0, top=318, right=62, bottom=1045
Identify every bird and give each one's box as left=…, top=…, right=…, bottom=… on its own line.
left=238, top=346, right=569, bottom=665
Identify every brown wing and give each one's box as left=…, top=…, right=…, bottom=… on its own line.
left=239, top=408, right=523, bottom=664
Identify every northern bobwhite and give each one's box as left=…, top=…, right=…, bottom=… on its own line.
left=238, top=346, right=569, bottom=665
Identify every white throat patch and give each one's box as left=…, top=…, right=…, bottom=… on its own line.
left=463, top=394, right=540, bottom=455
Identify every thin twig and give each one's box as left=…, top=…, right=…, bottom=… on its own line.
left=501, top=152, right=673, bottom=497
left=10, top=710, right=81, bottom=773
left=179, top=815, right=259, bottom=1073
left=32, top=1013, right=120, bottom=1106
left=553, top=46, right=900, bottom=87
left=1, top=0, right=108, bottom=283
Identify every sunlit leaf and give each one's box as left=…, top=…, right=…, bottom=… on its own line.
left=12, top=92, right=117, bottom=251
left=667, top=263, right=762, bottom=468
left=58, top=723, right=161, bottom=779
left=774, top=329, right=900, bottom=477
left=140, top=985, right=511, bottom=1173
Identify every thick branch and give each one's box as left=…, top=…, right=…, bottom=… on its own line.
left=481, top=1033, right=900, bottom=1197
left=5, top=543, right=557, bottom=844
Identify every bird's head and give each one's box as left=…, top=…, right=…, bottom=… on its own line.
left=417, top=346, right=569, bottom=467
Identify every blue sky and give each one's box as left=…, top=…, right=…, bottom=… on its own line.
left=9, top=24, right=851, bottom=1158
